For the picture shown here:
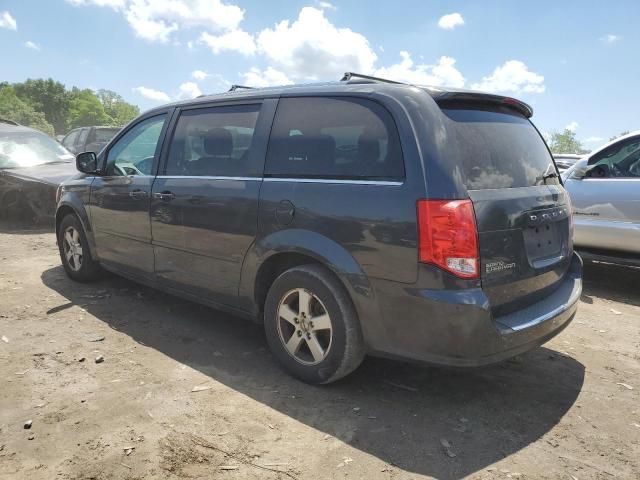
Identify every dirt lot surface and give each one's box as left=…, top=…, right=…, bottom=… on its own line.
left=0, top=227, right=639, bottom=480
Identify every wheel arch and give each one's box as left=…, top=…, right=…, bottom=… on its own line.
left=239, top=229, right=378, bottom=345
left=55, top=195, right=97, bottom=260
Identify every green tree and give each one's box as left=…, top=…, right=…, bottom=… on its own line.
left=0, top=86, right=55, bottom=136
left=96, top=89, right=139, bottom=126
left=67, top=88, right=112, bottom=128
left=547, top=129, right=589, bottom=154
left=13, top=78, right=71, bottom=134
left=609, top=130, right=630, bottom=142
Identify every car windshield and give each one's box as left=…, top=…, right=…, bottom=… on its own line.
left=0, top=130, right=74, bottom=168
left=94, top=127, right=120, bottom=143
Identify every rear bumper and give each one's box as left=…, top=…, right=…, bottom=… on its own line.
left=367, top=252, right=582, bottom=366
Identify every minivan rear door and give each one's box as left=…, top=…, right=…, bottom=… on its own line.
left=442, top=107, right=572, bottom=316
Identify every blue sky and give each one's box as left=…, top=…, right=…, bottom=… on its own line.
left=1, top=0, right=638, bottom=146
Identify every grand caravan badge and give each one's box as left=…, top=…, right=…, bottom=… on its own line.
left=486, top=260, right=516, bottom=274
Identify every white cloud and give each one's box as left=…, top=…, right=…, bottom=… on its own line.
left=317, top=1, right=337, bottom=10
left=374, top=51, right=465, bottom=88
left=177, top=81, right=202, bottom=99
left=68, top=0, right=245, bottom=43
left=256, top=7, right=377, bottom=80
left=565, top=121, right=578, bottom=133
left=133, top=86, right=171, bottom=102
left=600, top=34, right=621, bottom=44
left=585, top=136, right=603, bottom=143
left=200, top=29, right=255, bottom=55
left=242, top=67, right=293, bottom=87
left=66, top=0, right=125, bottom=7
left=0, top=11, right=17, bottom=30
left=438, top=13, right=464, bottom=30
left=471, top=60, right=545, bottom=94
left=24, top=41, right=40, bottom=51
left=192, top=69, right=208, bottom=80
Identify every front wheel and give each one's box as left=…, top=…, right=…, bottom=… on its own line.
left=57, top=214, right=102, bottom=282
left=264, top=265, right=365, bottom=384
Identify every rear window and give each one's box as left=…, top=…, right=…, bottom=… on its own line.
left=265, top=97, right=404, bottom=181
left=443, top=108, right=558, bottom=189
left=94, top=128, right=120, bottom=143
left=165, top=104, right=260, bottom=177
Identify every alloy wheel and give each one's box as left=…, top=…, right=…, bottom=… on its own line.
left=276, top=288, right=333, bottom=365
left=63, top=226, right=83, bottom=272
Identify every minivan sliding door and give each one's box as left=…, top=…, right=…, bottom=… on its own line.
left=150, top=100, right=276, bottom=307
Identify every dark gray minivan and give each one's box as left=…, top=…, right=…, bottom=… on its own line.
left=55, top=74, right=582, bottom=384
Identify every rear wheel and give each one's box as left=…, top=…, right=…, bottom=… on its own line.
left=57, top=214, right=102, bottom=282
left=264, top=264, right=365, bottom=384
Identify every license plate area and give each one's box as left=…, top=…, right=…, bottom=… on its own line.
left=524, top=222, right=562, bottom=262
left=522, top=206, right=569, bottom=265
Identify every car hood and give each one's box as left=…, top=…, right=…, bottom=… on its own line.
left=0, top=162, right=79, bottom=186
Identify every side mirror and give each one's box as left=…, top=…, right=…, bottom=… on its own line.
left=570, top=166, right=588, bottom=180
left=76, top=151, right=98, bottom=174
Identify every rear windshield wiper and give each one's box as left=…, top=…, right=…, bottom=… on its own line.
left=540, top=163, right=559, bottom=184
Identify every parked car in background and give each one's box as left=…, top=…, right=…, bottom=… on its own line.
left=1, top=121, right=77, bottom=224
left=553, top=153, right=582, bottom=172
left=562, top=131, right=640, bottom=267
left=56, top=74, right=581, bottom=384
left=61, top=126, right=121, bottom=155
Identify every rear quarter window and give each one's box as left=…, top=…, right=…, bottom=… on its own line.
left=443, top=108, right=557, bottom=190
left=265, top=97, right=404, bottom=181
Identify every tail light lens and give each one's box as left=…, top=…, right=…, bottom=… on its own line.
left=417, top=199, right=479, bottom=279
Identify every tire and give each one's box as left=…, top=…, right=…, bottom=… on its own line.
left=264, top=264, right=366, bottom=384
left=57, top=214, right=102, bottom=282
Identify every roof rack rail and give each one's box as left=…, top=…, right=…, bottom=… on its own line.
left=228, top=84, right=255, bottom=92
left=340, top=72, right=405, bottom=85
left=0, top=118, right=20, bottom=126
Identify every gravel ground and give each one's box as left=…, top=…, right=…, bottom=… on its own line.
left=0, top=227, right=639, bottom=479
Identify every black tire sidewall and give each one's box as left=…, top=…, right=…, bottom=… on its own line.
left=264, top=266, right=354, bottom=384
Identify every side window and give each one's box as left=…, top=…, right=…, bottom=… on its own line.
left=77, top=128, right=89, bottom=149
left=106, top=114, right=166, bottom=176
left=265, top=97, right=404, bottom=180
left=165, top=104, right=260, bottom=177
left=588, top=137, right=640, bottom=178
left=62, top=130, right=79, bottom=149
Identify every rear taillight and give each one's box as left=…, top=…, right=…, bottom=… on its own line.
left=417, top=199, right=480, bottom=279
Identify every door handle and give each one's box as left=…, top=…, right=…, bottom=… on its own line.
left=153, top=191, right=176, bottom=201
left=129, top=189, right=148, bottom=199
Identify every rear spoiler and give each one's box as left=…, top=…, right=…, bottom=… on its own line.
left=423, top=88, right=533, bottom=118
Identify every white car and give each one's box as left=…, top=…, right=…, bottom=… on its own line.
left=562, top=131, right=640, bottom=266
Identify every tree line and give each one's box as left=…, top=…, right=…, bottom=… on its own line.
left=0, top=78, right=140, bottom=137
left=547, top=129, right=630, bottom=155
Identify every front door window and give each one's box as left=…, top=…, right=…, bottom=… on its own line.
left=106, top=115, right=166, bottom=176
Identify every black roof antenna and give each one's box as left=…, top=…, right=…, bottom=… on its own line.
left=228, top=84, right=255, bottom=92
left=340, top=72, right=405, bottom=85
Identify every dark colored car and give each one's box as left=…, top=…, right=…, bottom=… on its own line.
left=61, top=126, right=121, bottom=155
left=553, top=153, right=582, bottom=172
left=0, top=121, right=76, bottom=224
left=55, top=74, right=582, bottom=384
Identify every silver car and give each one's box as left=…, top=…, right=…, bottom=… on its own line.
left=562, top=131, right=640, bottom=266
